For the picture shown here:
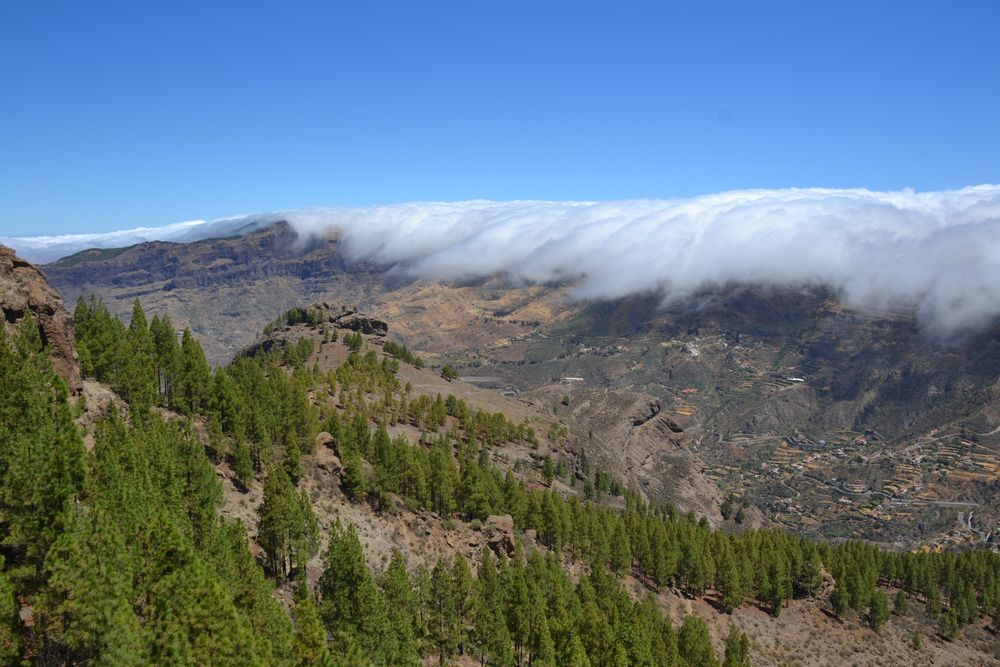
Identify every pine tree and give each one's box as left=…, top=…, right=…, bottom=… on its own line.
left=429, top=558, right=457, bottom=664
left=472, top=552, right=515, bottom=666
left=285, top=437, right=303, bottom=483
left=869, top=590, right=890, bottom=631
left=118, top=299, right=158, bottom=410
left=379, top=550, right=420, bottom=666
left=830, top=582, right=849, bottom=619
left=292, top=595, right=331, bottom=666
left=341, top=449, right=367, bottom=500
left=505, top=551, right=533, bottom=663
left=0, top=318, right=86, bottom=570
left=150, top=313, right=180, bottom=404
left=73, top=296, right=126, bottom=382
left=41, top=507, right=146, bottom=665
left=526, top=589, right=556, bottom=666
left=429, top=441, right=457, bottom=516
left=232, top=438, right=254, bottom=491
left=257, top=466, right=304, bottom=577
left=893, top=589, right=909, bottom=616
left=766, top=556, right=790, bottom=616
left=317, top=520, right=392, bottom=662
left=609, top=519, right=632, bottom=576
left=721, top=498, right=734, bottom=521
left=175, top=328, right=212, bottom=415
left=147, top=558, right=263, bottom=667
left=678, top=615, right=719, bottom=667
left=563, top=634, right=592, bottom=667
left=718, top=545, right=744, bottom=613
left=200, top=520, right=294, bottom=665
left=451, top=553, right=475, bottom=656
left=940, top=609, right=960, bottom=641
left=796, top=542, right=824, bottom=597
left=722, top=626, right=751, bottom=667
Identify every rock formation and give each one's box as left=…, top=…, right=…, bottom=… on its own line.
left=236, top=303, right=389, bottom=359
left=0, top=244, right=80, bottom=390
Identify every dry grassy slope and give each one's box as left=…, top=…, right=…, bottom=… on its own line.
left=220, top=321, right=579, bottom=609
left=367, top=280, right=577, bottom=355
left=259, top=313, right=727, bottom=514
left=641, top=580, right=999, bottom=667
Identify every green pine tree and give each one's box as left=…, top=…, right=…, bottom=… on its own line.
left=292, top=595, right=331, bottom=666
left=678, top=615, right=719, bottom=667
left=722, top=625, right=751, bottom=667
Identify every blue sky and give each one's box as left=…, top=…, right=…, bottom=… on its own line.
left=2, top=1, right=998, bottom=236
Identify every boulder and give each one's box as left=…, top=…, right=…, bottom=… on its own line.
left=482, top=514, right=515, bottom=557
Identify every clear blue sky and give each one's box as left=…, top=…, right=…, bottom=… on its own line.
left=2, top=1, right=998, bottom=236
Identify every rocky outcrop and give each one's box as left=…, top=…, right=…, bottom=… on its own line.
left=310, top=303, right=389, bottom=337
left=0, top=244, right=80, bottom=390
left=628, top=399, right=683, bottom=433
left=482, top=514, right=516, bottom=557
left=236, top=303, right=389, bottom=359
left=630, top=399, right=662, bottom=426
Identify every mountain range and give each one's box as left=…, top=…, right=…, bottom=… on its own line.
left=36, top=220, right=1000, bottom=553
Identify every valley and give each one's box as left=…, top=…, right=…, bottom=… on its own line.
left=41, top=224, right=1000, bottom=553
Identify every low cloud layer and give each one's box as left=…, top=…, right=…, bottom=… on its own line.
left=4, top=185, right=1000, bottom=335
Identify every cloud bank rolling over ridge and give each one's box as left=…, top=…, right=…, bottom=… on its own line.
left=4, top=185, right=1000, bottom=336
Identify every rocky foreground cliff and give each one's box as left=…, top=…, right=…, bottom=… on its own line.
left=0, top=244, right=80, bottom=390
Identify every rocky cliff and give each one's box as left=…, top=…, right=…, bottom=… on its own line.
left=0, top=244, right=80, bottom=390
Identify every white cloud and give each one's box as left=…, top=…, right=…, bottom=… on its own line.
left=4, top=185, right=1000, bottom=335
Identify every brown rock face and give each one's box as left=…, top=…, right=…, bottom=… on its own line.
left=0, top=245, right=81, bottom=390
